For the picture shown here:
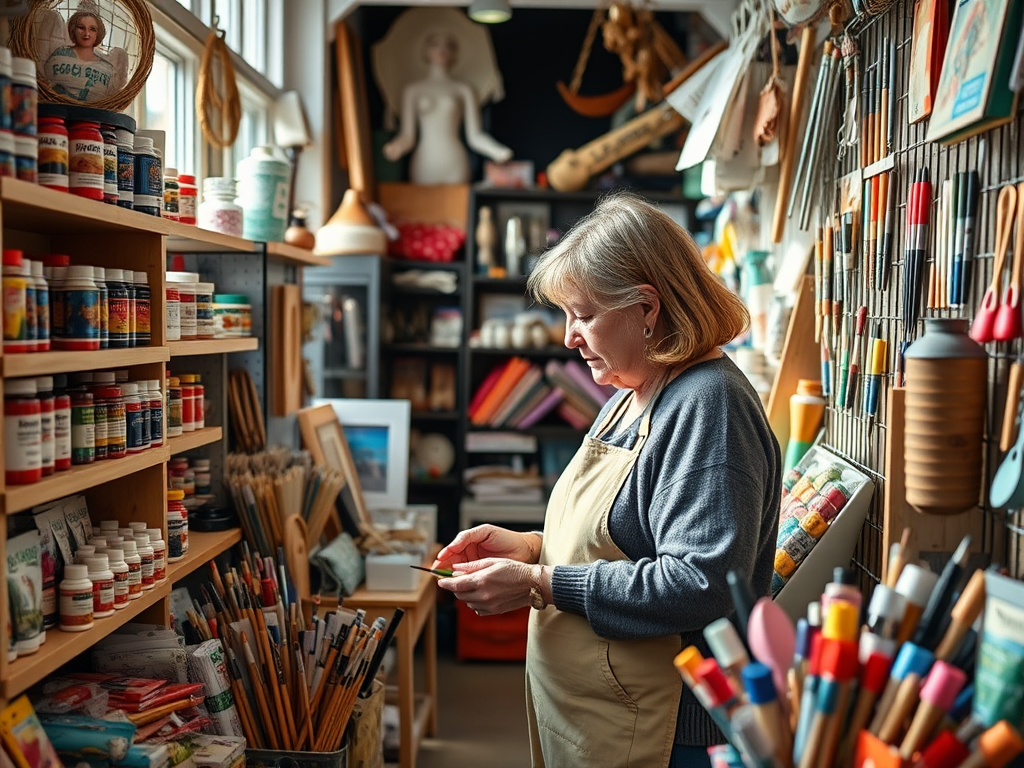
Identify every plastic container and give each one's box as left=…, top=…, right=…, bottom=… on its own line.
left=133, top=534, right=155, bottom=590
left=127, top=269, right=136, bottom=348
left=101, top=124, right=118, bottom=205
left=70, top=388, right=95, bottom=465
left=53, top=375, right=71, bottom=471
left=10, top=57, right=37, bottom=138
left=21, top=259, right=35, bottom=352
left=134, top=380, right=151, bottom=449
left=133, top=135, right=161, bottom=215
left=59, top=265, right=100, bottom=350
left=785, top=380, right=826, bottom=472
left=237, top=146, right=290, bottom=242
left=195, top=282, right=215, bottom=339
left=5, top=377, right=41, bottom=485
left=192, top=375, right=205, bottom=429
left=48, top=262, right=67, bottom=343
left=122, top=382, right=145, bottom=454
left=167, top=489, right=187, bottom=561
left=178, top=173, right=197, bottom=225
left=180, top=374, right=195, bottom=433
left=104, top=548, right=129, bottom=609
left=115, top=127, right=134, bottom=209
left=245, top=745, right=349, bottom=768
left=32, top=261, right=50, bottom=352
left=105, top=268, right=128, bottom=348
left=167, top=272, right=198, bottom=340
left=121, top=539, right=142, bottom=599
left=38, top=115, right=69, bottom=191
left=166, top=285, right=180, bottom=341
left=3, top=249, right=28, bottom=353
left=199, top=177, right=243, bottom=236
left=93, top=267, right=108, bottom=349
left=166, top=376, right=183, bottom=437
left=100, top=385, right=126, bottom=459
left=91, top=381, right=108, bottom=461
left=147, top=379, right=163, bottom=448
left=36, top=376, right=54, bottom=476
left=213, top=294, right=251, bottom=337
left=85, top=554, right=115, bottom=618
left=59, top=564, right=94, bottom=632
left=14, top=134, right=36, bottom=183
left=68, top=120, right=103, bottom=200
left=0, top=49, right=11, bottom=136
left=134, top=272, right=151, bottom=346
left=163, top=167, right=179, bottom=220
left=74, top=545, right=96, bottom=565
left=146, top=528, right=166, bottom=583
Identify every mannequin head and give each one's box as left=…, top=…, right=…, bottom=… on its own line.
left=67, top=11, right=105, bottom=50
left=422, top=31, right=457, bottom=69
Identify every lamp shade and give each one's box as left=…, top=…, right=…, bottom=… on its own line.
left=468, top=0, right=511, bottom=24
left=274, top=90, right=313, bottom=149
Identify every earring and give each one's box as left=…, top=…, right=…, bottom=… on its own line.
left=644, top=327, right=653, bottom=339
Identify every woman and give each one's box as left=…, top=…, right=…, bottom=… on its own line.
left=382, top=29, right=512, bottom=185
left=44, top=8, right=115, bottom=102
left=435, top=193, right=781, bottom=768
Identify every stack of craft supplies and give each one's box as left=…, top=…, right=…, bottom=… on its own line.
left=179, top=543, right=403, bottom=751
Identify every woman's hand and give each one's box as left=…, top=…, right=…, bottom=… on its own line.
left=437, top=558, right=546, bottom=615
left=433, top=525, right=539, bottom=569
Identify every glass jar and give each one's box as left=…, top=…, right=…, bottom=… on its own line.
left=198, top=177, right=243, bottom=236
left=213, top=294, right=251, bottom=337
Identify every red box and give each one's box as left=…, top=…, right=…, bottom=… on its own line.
left=456, top=601, right=530, bottom=661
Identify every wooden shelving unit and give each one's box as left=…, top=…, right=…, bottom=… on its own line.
left=2, top=347, right=171, bottom=378
left=168, top=427, right=223, bottom=455
left=266, top=241, right=332, bottom=268
left=166, top=529, right=242, bottom=583
left=168, top=338, right=259, bottom=357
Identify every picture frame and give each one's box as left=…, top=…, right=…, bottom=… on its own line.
left=313, top=398, right=411, bottom=510
left=296, top=403, right=371, bottom=544
left=10, top=0, right=156, bottom=113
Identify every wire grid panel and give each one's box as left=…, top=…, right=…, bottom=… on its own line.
left=817, top=2, right=1016, bottom=580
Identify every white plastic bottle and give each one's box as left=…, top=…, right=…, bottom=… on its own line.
left=59, top=564, right=94, bottom=632
left=103, top=548, right=129, bottom=610
left=84, top=554, right=115, bottom=618
left=133, top=533, right=155, bottom=591
left=122, top=539, right=142, bottom=600
left=146, top=528, right=167, bottom=583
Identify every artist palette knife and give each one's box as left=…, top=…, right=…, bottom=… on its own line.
left=991, top=391, right=1024, bottom=509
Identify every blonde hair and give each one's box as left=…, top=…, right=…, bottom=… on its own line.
left=67, top=11, right=106, bottom=48
left=527, top=192, right=749, bottom=366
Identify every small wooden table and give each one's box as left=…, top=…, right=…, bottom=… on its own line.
left=327, top=571, right=438, bottom=768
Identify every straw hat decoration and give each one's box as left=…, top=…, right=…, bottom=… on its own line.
left=371, top=6, right=505, bottom=131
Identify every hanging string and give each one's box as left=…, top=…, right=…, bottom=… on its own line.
left=197, top=27, right=241, bottom=149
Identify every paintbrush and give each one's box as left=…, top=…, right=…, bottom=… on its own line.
left=410, top=565, right=455, bottom=577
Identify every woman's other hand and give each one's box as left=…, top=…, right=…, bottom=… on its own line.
left=437, top=558, right=548, bottom=615
left=433, top=525, right=540, bottom=569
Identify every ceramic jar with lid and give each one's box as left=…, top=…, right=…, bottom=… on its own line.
left=236, top=146, right=290, bottom=242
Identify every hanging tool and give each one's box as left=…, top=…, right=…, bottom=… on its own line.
left=970, top=184, right=1016, bottom=343
left=993, top=182, right=1024, bottom=341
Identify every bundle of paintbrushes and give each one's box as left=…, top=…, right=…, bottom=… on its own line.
left=676, top=532, right=1024, bottom=768
left=178, top=542, right=404, bottom=752
left=225, top=448, right=344, bottom=555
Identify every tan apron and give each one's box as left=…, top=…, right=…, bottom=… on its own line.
left=525, top=390, right=682, bottom=768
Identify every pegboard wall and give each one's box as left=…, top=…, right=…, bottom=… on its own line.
left=811, top=1, right=1022, bottom=584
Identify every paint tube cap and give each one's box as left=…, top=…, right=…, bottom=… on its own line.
left=694, top=659, right=734, bottom=707
left=861, top=652, right=894, bottom=693
left=823, top=601, right=859, bottom=642
left=807, top=601, right=822, bottom=627
left=891, top=642, right=934, bottom=681
left=916, top=731, right=969, bottom=768
left=868, top=584, right=907, bottom=623
left=920, top=661, right=967, bottom=710
left=807, top=632, right=825, bottom=677
left=794, top=618, right=810, bottom=661
left=819, top=639, right=859, bottom=681
left=741, top=662, right=776, bottom=705
left=674, top=646, right=704, bottom=679
left=859, top=631, right=895, bottom=666
left=979, top=722, right=1024, bottom=768
left=704, top=617, right=748, bottom=667
left=895, top=564, right=939, bottom=607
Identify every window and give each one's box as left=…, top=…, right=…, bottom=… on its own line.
left=139, top=37, right=194, bottom=173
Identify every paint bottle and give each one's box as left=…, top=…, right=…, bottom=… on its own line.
left=195, top=282, right=215, bottom=339
left=121, top=539, right=142, bottom=600
left=0, top=49, right=12, bottom=167
left=21, top=258, right=35, bottom=352
left=134, top=381, right=151, bottom=450
left=70, top=388, right=95, bottom=465
left=93, top=267, right=109, bottom=349
left=101, top=385, right=126, bottom=459
left=166, top=272, right=198, bottom=339
left=10, top=57, right=37, bottom=138
left=146, top=528, right=167, bottom=583
left=46, top=257, right=69, bottom=343
left=60, top=266, right=100, bottom=350
left=147, top=380, right=163, bottom=448
left=14, top=135, right=36, bottom=183
left=101, top=124, right=118, bottom=205
left=38, top=115, right=68, bottom=191
left=91, top=380, right=108, bottom=462
left=167, top=490, right=187, bottom=562
left=59, top=564, right=94, bottom=632
left=103, top=548, right=129, bottom=609
left=106, top=268, right=129, bottom=348
left=785, top=379, right=825, bottom=472
left=163, top=167, right=179, bottom=220
left=178, top=173, right=197, bottom=225
left=53, top=374, right=71, bottom=471
left=31, top=260, right=49, bottom=352
left=123, top=382, right=145, bottom=454
left=133, top=136, right=161, bottom=216
left=36, top=376, right=54, bottom=477
left=115, top=127, right=134, bottom=209
left=85, top=554, right=115, bottom=618
left=133, top=534, right=155, bottom=590
left=192, top=375, right=205, bottom=429
left=3, top=249, right=28, bottom=353
left=68, top=121, right=104, bottom=200
left=4, top=377, right=41, bottom=485
left=166, top=284, right=180, bottom=341
left=134, top=272, right=151, bottom=346
left=166, top=376, right=183, bottom=437
left=179, top=374, right=195, bottom=433
left=127, top=269, right=136, bottom=348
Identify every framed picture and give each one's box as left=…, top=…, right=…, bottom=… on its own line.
left=10, top=0, right=156, bottom=113
left=314, top=398, right=411, bottom=510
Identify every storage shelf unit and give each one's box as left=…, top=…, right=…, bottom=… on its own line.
left=0, top=177, right=312, bottom=706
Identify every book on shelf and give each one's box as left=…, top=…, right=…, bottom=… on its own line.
left=562, top=359, right=615, bottom=405
left=468, top=360, right=508, bottom=416
left=557, top=399, right=594, bottom=430
left=470, top=356, right=532, bottom=425
left=464, top=465, right=545, bottom=503
left=465, top=431, right=539, bottom=453
left=544, top=359, right=601, bottom=422
left=514, top=387, right=563, bottom=428
left=488, top=364, right=543, bottom=426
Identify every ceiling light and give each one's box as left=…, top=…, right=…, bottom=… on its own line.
left=468, top=0, right=511, bottom=24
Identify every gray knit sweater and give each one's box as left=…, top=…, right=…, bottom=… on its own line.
left=549, top=355, right=781, bottom=747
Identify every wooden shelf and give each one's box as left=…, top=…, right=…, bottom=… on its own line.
left=470, top=346, right=574, bottom=359
left=2, top=347, right=170, bottom=378
left=1, top=178, right=174, bottom=236
left=383, top=343, right=461, bottom=354
left=410, top=411, right=459, bottom=422
left=168, top=427, right=223, bottom=454
left=471, top=183, right=684, bottom=204
left=168, top=338, right=259, bottom=357
left=265, top=242, right=332, bottom=267
left=165, top=223, right=252, bottom=253
left=4, top=581, right=171, bottom=699
left=5, top=447, right=169, bottom=514
left=167, top=528, right=242, bottom=583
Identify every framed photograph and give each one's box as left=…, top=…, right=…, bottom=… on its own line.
left=314, top=398, right=411, bottom=510
left=10, top=0, right=156, bottom=113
